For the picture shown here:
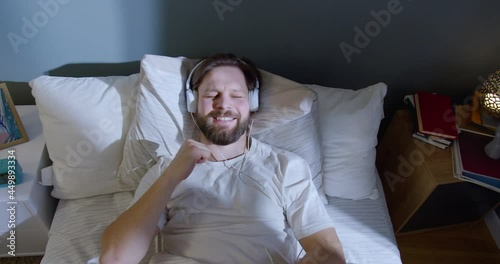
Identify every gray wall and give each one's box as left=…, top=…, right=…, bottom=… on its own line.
left=1, top=0, right=500, bottom=127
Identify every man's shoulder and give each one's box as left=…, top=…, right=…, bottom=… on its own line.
left=251, top=137, right=307, bottom=164
left=251, top=138, right=313, bottom=183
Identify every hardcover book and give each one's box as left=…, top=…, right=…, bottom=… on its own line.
left=414, top=91, right=458, bottom=139
left=411, top=133, right=448, bottom=149
left=405, top=94, right=451, bottom=149
left=452, top=130, right=499, bottom=192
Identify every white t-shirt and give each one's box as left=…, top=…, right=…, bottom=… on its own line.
left=132, top=138, right=334, bottom=263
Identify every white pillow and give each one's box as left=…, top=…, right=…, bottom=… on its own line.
left=117, top=54, right=327, bottom=203
left=306, top=83, right=387, bottom=200
left=30, top=74, right=139, bottom=199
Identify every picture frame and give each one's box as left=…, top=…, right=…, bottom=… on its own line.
left=0, top=83, right=28, bottom=150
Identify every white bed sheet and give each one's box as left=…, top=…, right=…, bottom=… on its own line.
left=41, top=191, right=160, bottom=264
left=42, top=174, right=401, bottom=264
left=326, top=174, right=402, bottom=264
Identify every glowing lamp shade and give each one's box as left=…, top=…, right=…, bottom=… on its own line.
left=479, top=69, right=500, bottom=119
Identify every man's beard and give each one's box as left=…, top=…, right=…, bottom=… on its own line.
left=195, top=110, right=249, bottom=146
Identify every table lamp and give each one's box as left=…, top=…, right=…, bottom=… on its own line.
left=479, top=69, right=500, bottom=159
left=479, top=69, right=500, bottom=119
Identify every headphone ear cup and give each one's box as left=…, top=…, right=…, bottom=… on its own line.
left=249, top=89, right=259, bottom=112
left=186, top=89, right=197, bottom=113
left=185, top=59, right=205, bottom=113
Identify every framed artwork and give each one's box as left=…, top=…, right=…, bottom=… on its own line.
left=0, top=83, right=28, bottom=150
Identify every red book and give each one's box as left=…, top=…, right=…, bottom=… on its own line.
left=414, top=91, right=458, bottom=139
left=458, top=130, right=499, bottom=181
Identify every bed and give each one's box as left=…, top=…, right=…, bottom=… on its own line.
left=29, top=54, right=402, bottom=264
left=40, top=174, right=400, bottom=264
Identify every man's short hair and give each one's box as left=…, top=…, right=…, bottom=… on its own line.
left=190, top=53, right=261, bottom=92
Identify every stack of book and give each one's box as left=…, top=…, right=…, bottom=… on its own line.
left=404, top=91, right=458, bottom=149
left=451, top=129, right=499, bottom=193
left=451, top=92, right=500, bottom=193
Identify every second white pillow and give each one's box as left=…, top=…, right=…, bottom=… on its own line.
left=307, top=83, right=387, bottom=200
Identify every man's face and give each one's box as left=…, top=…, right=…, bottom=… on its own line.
left=195, top=66, right=251, bottom=145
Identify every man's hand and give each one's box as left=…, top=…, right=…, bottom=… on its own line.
left=164, top=139, right=213, bottom=182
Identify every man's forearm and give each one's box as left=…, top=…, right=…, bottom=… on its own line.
left=298, top=228, right=346, bottom=264
left=100, top=171, right=182, bottom=264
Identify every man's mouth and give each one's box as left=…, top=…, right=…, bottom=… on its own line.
left=211, top=116, right=237, bottom=127
left=213, top=116, right=235, bottom=121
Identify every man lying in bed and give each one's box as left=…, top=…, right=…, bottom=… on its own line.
left=100, top=54, right=345, bottom=264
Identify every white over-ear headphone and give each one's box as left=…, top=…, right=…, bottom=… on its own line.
left=185, top=58, right=260, bottom=113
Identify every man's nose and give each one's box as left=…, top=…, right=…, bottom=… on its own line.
left=213, top=93, right=230, bottom=109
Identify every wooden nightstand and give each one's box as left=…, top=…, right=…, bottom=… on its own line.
left=0, top=105, right=57, bottom=257
left=376, top=108, right=500, bottom=235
